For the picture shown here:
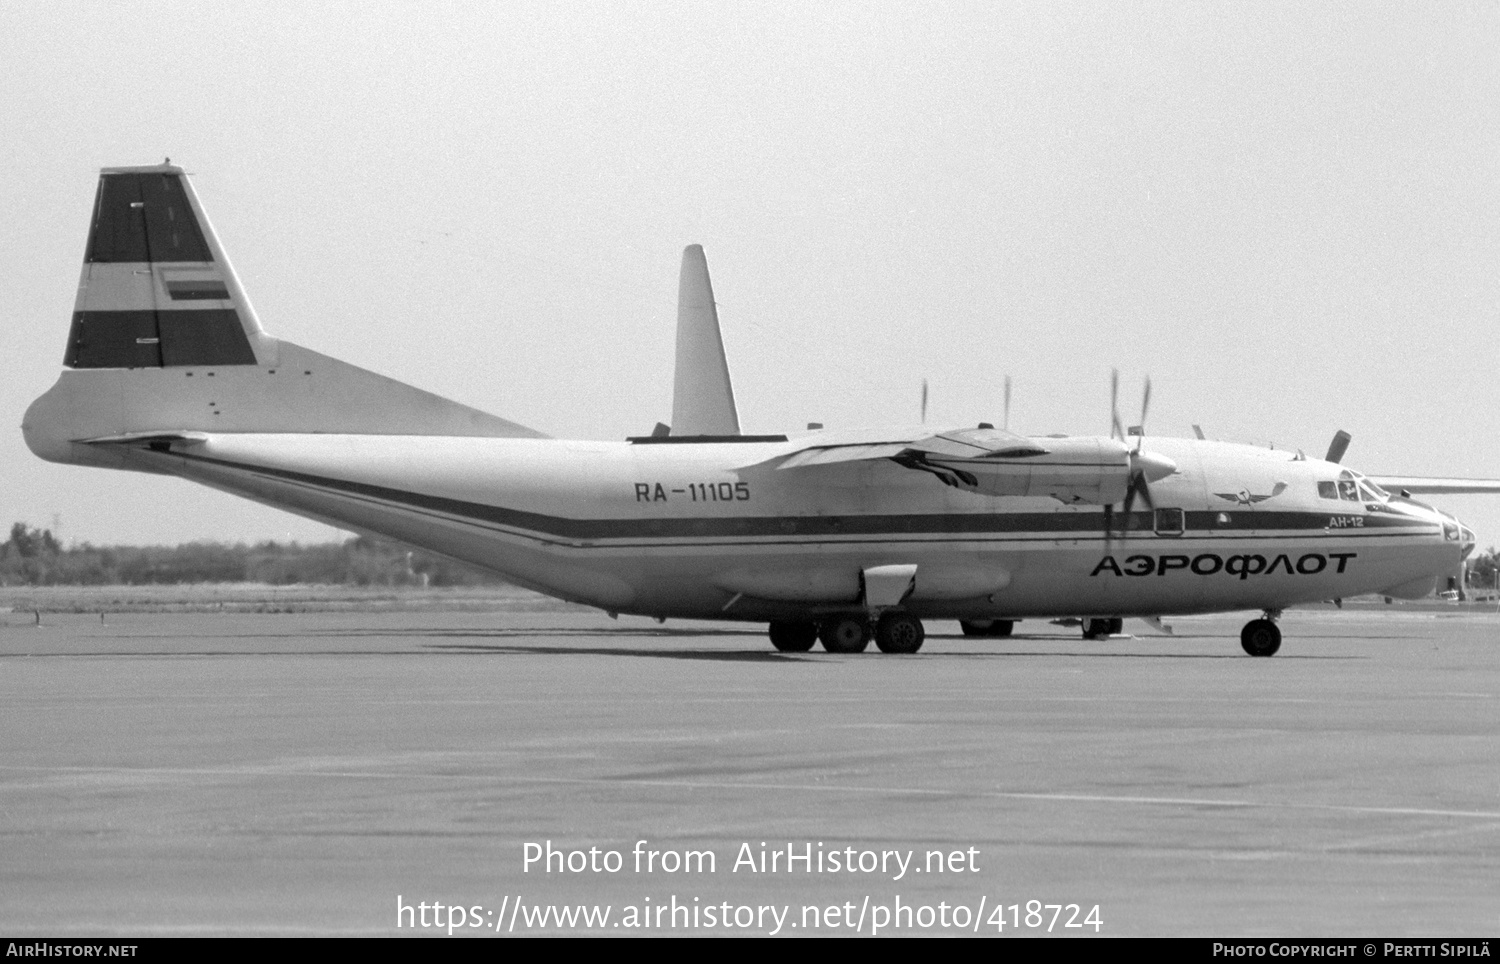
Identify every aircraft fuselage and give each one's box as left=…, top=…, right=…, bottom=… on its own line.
left=114, top=432, right=1461, bottom=622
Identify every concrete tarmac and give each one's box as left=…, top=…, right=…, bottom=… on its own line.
left=1, top=607, right=1497, bottom=937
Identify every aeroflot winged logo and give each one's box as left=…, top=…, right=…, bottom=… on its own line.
left=1091, top=552, right=1356, bottom=579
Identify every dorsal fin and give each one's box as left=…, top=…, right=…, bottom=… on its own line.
left=671, top=245, right=740, bottom=436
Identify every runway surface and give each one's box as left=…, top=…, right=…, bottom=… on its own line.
left=1, top=606, right=1497, bottom=936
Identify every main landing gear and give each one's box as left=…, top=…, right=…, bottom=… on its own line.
left=1081, top=617, right=1123, bottom=640
left=873, top=612, right=924, bottom=654
left=819, top=616, right=870, bottom=654
left=767, top=620, right=818, bottom=652
left=768, top=613, right=927, bottom=654
left=1240, top=611, right=1282, bottom=657
left=959, top=619, right=1014, bottom=638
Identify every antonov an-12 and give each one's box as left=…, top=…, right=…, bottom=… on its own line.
left=24, top=165, right=1499, bottom=656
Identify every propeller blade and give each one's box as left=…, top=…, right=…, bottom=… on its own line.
left=1139, top=377, right=1151, bottom=436
left=1135, top=471, right=1156, bottom=513
left=1115, top=471, right=1158, bottom=544
left=1118, top=475, right=1138, bottom=541
left=1325, top=430, right=1351, bottom=464
left=921, top=379, right=929, bottom=424
left=1192, top=424, right=1205, bottom=440
left=1003, top=376, right=1012, bottom=432
left=1110, top=369, right=1122, bottom=440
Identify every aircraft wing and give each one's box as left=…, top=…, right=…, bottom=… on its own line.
left=78, top=431, right=209, bottom=446
left=1371, top=476, right=1500, bottom=495
left=743, top=427, right=1134, bottom=504
left=761, top=425, right=1048, bottom=471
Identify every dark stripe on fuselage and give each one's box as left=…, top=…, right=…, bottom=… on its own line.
left=165, top=450, right=1440, bottom=545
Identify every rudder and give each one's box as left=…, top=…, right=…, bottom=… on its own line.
left=65, top=163, right=269, bottom=370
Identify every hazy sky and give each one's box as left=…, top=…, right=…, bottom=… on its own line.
left=4, top=2, right=1498, bottom=547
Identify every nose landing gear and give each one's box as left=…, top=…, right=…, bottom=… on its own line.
left=1240, top=611, right=1282, bottom=657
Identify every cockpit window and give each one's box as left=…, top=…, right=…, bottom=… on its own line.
left=1317, top=481, right=1338, bottom=500
left=1338, top=480, right=1359, bottom=501
left=1357, top=481, right=1384, bottom=502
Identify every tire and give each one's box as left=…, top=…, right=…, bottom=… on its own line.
left=875, top=612, right=924, bottom=654
left=819, top=616, right=870, bottom=653
left=768, top=620, right=817, bottom=652
left=990, top=620, right=1014, bottom=637
left=1082, top=618, right=1113, bottom=640
left=1240, top=619, right=1281, bottom=657
left=959, top=620, right=991, bottom=637
left=1107, top=617, right=1123, bottom=635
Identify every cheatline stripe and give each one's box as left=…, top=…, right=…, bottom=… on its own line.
left=166, top=450, right=1439, bottom=544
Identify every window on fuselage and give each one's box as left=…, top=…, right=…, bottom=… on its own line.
left=1318, top=481, right=1338, bottom=500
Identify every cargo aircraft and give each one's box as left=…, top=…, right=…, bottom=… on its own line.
left=24, top=165, right=1499, bottom=656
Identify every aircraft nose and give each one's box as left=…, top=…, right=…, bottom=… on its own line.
left=1438, top=511, right=1477, bottom=559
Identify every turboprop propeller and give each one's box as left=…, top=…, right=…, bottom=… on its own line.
left=1110, top=369, right=1124, bottom=442
left=1325, top=430, right=1352, bottom=464
left=1105, top=371, right=1177, bottom=545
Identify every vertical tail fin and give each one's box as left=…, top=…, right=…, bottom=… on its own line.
left=26, top=163, right=543, bottom=470
left=66, top=163, right=271, bottom=369
left=671, top=244, right=741, bottom=436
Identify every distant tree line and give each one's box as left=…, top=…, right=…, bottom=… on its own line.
left=0, top=522, right=506, bottom=587
left=7, top=519, right=1496, bottom=593
left=1468, top=548, right=1499, bottom=590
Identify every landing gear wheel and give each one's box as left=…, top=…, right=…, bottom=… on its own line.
left=961, top=619, right=1015, bottom=638
left=1082, top=618, right=1114, bottom=640
left=819, top=616, right=870, bottom=653
left=875, top=613, right=925, bottom=653
left=1240, top=619, right=1281, bottom=657
left=768, top=620, right=817, bottom=652
left=1107, top=617, right=1123, bottom=635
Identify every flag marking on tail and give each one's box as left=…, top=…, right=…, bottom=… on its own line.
left=66, top=169, right=256, bottom=369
